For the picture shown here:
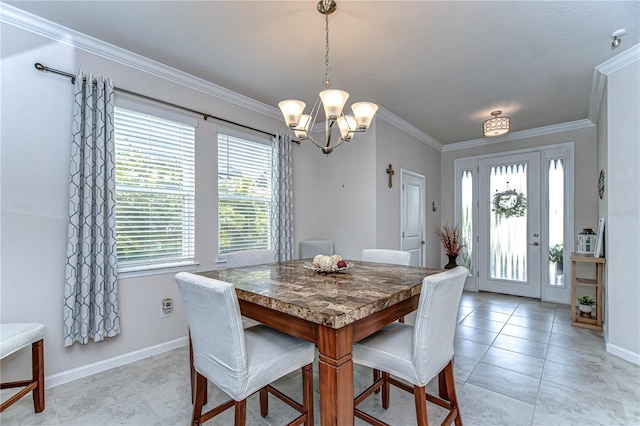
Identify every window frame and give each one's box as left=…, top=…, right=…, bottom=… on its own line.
left=217, top=128, right=273, bottom=262
left=114, top=94, right=199, bottom=276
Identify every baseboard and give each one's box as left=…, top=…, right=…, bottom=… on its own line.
left=606, top=341, right=640, bottom=366
left=45, top=336, right=189, bottom=389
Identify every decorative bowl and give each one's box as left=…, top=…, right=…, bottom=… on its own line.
left=303, top=261, right=354, bottom=273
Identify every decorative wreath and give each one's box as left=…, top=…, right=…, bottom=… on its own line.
left=492, top=190, right=527, bottom=219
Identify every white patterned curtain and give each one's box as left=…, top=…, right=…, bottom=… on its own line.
left=271, top=134, right=295, bottom=261
left=64, top=71, right=120, bottom=346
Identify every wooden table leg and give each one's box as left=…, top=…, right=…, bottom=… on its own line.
left=318, top=325, right=354, bottom=426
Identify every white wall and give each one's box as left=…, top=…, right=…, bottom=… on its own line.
left=0, top=22, right=284, bottom=381
left=375, top=119, right=441, bottom=267
left=597, top=82, right=610, bottom=334
left=293, top=122, right=377, bottom=260
left=603, top=59, right=640, bottom=362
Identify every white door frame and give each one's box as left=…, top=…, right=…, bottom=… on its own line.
left=454, top=143, right=574, bottom=303
left=401, top=169, right=426, bottom=267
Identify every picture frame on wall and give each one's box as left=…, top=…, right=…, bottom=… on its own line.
left=594, top=218, right=605, bottom=257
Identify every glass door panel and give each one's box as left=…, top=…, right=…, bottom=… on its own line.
left=461, top=170, right=474, bottom=274
left=479, top=152, right=541, bottom=298
left=489, top=163, right=528, bottom=282
left=548, top=159, right=565, bottom=286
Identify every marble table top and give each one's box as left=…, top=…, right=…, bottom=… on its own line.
left=198, top=259, right=442, bottom=329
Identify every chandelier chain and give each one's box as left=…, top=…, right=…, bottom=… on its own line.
left=324, top=9, right=331, bottom=87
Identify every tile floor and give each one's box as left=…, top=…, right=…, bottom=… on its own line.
left=2, top=291, right=639, bottom=425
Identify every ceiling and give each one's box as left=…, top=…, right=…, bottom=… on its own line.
left=7, top=1, right=640, bottom=145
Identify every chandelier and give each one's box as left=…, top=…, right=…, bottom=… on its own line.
left=278, top=0, right=378, bottom=155
left=483, top=110, right=510, bottom=137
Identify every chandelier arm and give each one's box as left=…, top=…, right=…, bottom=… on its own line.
left=306, top=134, right=324, bottom=150
left=325, top=119, right=333, bottom=148
left=309, top=97, right=322, bottom=129
left=331, top=138, right=346, bottom=150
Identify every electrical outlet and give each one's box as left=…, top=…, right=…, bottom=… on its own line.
left=161, top=298, right=173, bottom=318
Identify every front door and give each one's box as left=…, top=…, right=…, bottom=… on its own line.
left=401, top=169, right=425, bottom=267
left=478, top=152, right=541, bottom=298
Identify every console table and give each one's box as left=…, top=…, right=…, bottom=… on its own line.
left=570, top=252, right=605, bottom=331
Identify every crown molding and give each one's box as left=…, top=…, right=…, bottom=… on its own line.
left=597, top=43, right=640, bottom=76
left=376, top=107, right=443, bottom=151
left=442, top=119, right=594, bottom=152
left=0, top=4, right=281, bottom=120
left=3, top=4, right=432, bottom=141
left=587, top=69, right=608, bottom=124
left=588, top=43, right=640, bottom=123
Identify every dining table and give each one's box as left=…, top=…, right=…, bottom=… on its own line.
left=196, top=259, right=442, bottom=426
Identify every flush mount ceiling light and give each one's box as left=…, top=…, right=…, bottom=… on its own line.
left=483, top=110, right=510, bottom=137
left=278, top=0, right=378, bottom=155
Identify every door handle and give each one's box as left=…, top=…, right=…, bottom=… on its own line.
left=530, top=242, right=539, bottom=246
left=421, top=241, right=425, bottom=245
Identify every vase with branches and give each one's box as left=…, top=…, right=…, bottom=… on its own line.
left=436, top=224, right=466, bottom=269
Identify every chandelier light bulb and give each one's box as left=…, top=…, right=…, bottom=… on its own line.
left=319, top=89, right=349, bottom=120
left=278, top=100, right=306, bottom=128
left=351, top=102, right=379, bottom=130
left=293, top=114, right=312, bottom=139
left=337, top=115, right=357, bottom=140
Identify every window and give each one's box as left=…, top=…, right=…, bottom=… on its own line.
left=460, top=169, right=474, bottom=274
left=218, top=133, right=272, bottom=256
left=114, top=106, right=196, bottom=270
left=548, top=158, right=565, bottom=286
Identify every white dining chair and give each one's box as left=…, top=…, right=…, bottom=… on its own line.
left=0, top=323, right=46, bottom=413
left=300, top=240, right=334, bottom=259
left=361, top=248, right=411, bottom=266
left=226, top=249, right=276, bottom=328
left=175, top=272, right=315, bottom=426
left=362, top=248, right=412, bottom=325
left=226, top=249, right=276, bottom=268
left=352, top=266, right=468, bottom=426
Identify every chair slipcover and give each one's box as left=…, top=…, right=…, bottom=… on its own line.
left=226, top=249, right=276, bottom=268
left=0, top=323, right=46, bottom=414
left=175, top=272, right=315, bottom=401
left=0, top=323, right=45, bottom=359
left=352, top=266, right=468, bottom=386
left=361, top=249, right=411, bottom=266
left=300, top=240, right=334, bottom=259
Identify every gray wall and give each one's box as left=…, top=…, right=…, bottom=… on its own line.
left=375, top=119, right=441, bottom=267
left=0, top=23, right=285, bottom=379
left=293, top=124, right=377, bottom=260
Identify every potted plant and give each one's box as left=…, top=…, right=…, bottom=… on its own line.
left=436, top=224, right=465, bottom=269
left=549, top=244, right=564, bottom=274
left=576, top=295, right=596, bottom=317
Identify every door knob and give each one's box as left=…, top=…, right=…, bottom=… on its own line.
left=533, top=233, right=539, bottom=238
left=421, top=241, right=425, bottom=245
left=531, top=242, right=539, bottom=246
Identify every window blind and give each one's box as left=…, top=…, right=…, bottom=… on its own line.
left=114, top=106, right=196, bottom=268
left=218, top=133, right=272, bottom=255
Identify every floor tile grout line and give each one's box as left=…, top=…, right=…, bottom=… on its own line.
left=117, top=365, right=166, bottom=425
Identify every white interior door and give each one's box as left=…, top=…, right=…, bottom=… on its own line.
left=401, top=169, right=425, bottom=267
left=478, top=152, right=541, bottom=298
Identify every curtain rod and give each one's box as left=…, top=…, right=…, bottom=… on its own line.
left=33, top=63, right=299, bottom=144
